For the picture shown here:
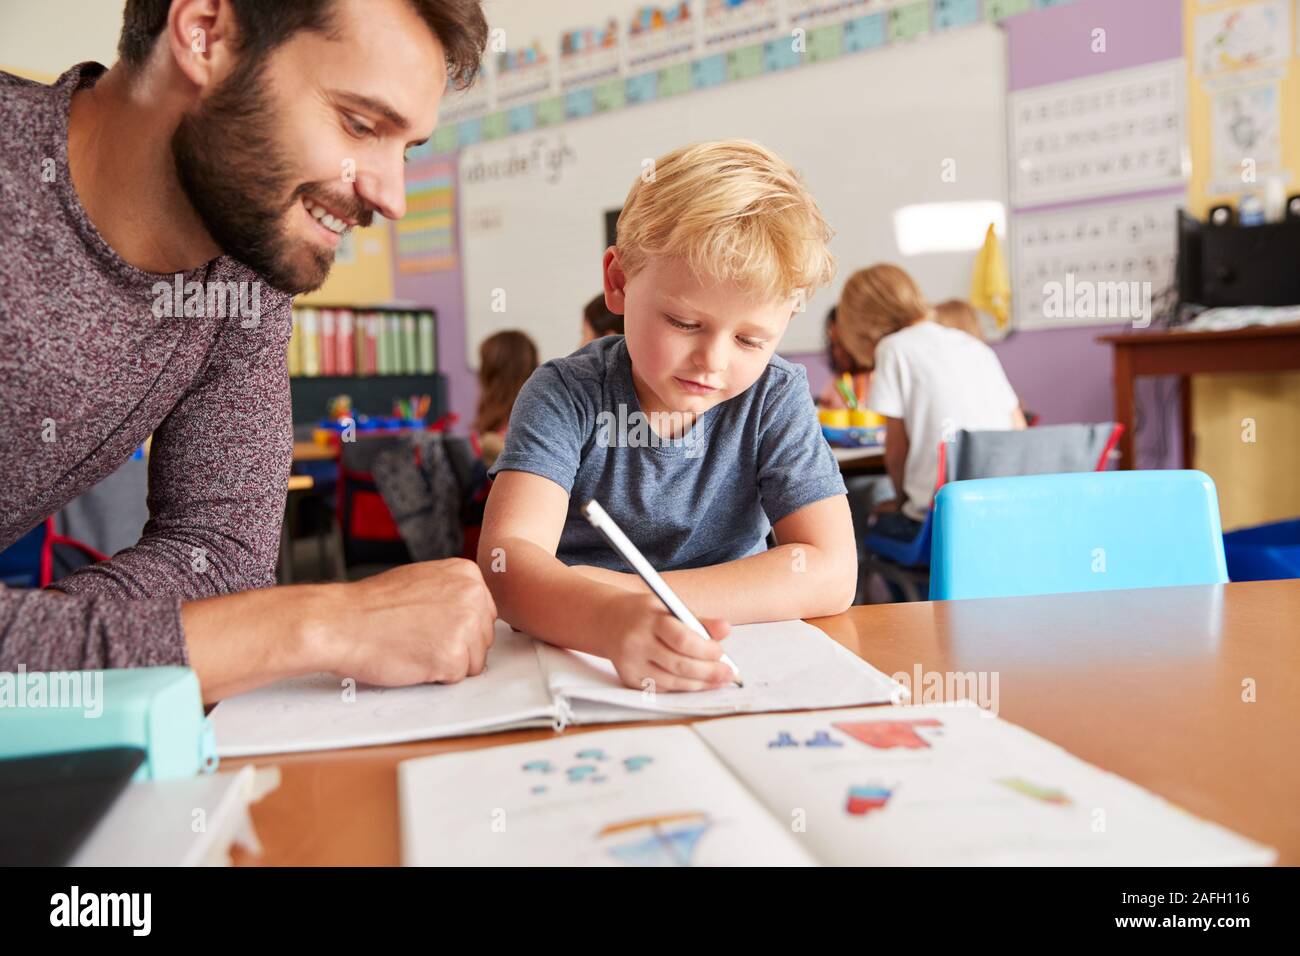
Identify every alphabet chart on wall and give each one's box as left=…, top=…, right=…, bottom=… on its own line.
left=1011, top=194, right=1179, bottom=329
left=1010, top=59, right=1187, bottom=208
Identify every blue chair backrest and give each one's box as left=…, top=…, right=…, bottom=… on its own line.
left=929, top=470, right=1228, bottom=600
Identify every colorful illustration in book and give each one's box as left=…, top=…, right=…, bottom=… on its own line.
left=567, top=764, right=599, bottom=783
left=997, top=777, right=1072, bottom=806
left=804, top=730, right=842, bottom=748
left=845, top=783, right=894, bottom=816
left=832, top=718, right=944, bottom=750
left=600, top=812, right=712, bottom=866
left=526, top=752, right=657, bottom=794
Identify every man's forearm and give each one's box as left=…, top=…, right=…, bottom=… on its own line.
left=182, top=584, right=334, bottom=703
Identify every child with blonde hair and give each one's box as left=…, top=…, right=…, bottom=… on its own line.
left=933, top=298, right=984, bottom=341
left=479, top=140, right=856, bottom=691
left=837, top=265, right=1024, bottom=539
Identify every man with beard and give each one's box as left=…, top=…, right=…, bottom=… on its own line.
left=0, top=0, right=498, bottom=702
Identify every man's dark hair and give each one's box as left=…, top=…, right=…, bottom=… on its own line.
left=118, top=0, right=487, bottom=88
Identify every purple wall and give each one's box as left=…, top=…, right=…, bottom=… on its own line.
left=1006, top=0, right=1183, bottom=92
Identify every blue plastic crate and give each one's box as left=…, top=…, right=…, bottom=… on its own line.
left=1223, top=518, right=1300, bottom=582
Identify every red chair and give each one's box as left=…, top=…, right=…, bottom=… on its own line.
left=0, top=517, right=109, bottom=589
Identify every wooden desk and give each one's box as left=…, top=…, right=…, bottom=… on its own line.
left=292, top=440, right=336, bottom=463
left=1098, top=322, right=1300, bottom=469
left=224, top=579, right=1300, bottom=866
left=833, top=445, right=885, bottom=475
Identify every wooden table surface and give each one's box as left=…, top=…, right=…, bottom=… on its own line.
left=292, top=440, right=336, bottom=462
left=832, top=445, right=885, bottom=475
left=225, top=579, right=1300, bottom=866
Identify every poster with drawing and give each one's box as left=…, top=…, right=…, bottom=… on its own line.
left=1194, top=0, right=1291, bottom=77
left=1210, top=80, right=1282, bottom=194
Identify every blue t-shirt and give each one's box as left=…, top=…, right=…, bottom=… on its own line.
left=488, top=335, right=847, bottom=571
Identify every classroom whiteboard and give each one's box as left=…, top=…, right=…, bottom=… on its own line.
left=459, top=23, right=1008, bottom=366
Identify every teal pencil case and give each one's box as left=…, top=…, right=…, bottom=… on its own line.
left=0, top=666, right=218, bottom=781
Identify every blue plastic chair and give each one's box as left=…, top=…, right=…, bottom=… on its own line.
left=929, top=470, right=1228, bottom=600
left=860, top=423, right=1123, bottom=602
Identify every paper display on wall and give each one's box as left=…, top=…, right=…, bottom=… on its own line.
left=1194, top=0, right=1291, bottom=77
left=1209, top=79, right=1283, bottom=195
left=1011, top=194, right=1180, bottom=330
left=1010, top=59, right=1187, bottom=208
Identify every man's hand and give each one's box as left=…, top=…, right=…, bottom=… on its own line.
left=312, top=559, right=497, bottom=687
left=183, top=558, right=498, bottom=703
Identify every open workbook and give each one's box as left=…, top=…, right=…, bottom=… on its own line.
left=210, top=619, right=905, bottom=757
left=398, top=704, right=1277, bottom=866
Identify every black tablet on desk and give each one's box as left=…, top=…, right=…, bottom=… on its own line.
left=0, top=747, right=145, bottom=866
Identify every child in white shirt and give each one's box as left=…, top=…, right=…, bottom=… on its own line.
left=837, top=265, right=1024, bottom=536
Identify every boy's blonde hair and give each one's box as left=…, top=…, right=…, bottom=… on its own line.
left=836, top=263, right=932, bottom=368
left=934, top=298, right=984, bottom=341
left=615, top=140, right=835, bottom=303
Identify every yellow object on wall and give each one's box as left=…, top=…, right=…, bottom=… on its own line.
left=969, top=222, right=1011, bottom=329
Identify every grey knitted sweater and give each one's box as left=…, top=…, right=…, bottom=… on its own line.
left=1, top=64, right=293, bottom=671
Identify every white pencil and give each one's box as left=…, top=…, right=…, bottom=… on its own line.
left=581, top=499, right=743, bottom=688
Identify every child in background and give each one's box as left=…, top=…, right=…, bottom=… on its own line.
left=579, top=292, right=625, bottom=347
left=934, top=297, right=1034, bottom=424
left=933, top=298, right=984, bottom=341
left=479, top=140, right=856, bottom=691
left=816, top=306, right=871, bottom=410
left=474, top=330, right=539, bottom=469
left=837, top=265, right=1024, bottom=541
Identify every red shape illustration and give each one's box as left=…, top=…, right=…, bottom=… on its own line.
left=832, top=718, right=943, bottom=750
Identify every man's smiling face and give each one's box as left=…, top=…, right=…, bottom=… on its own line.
left=171, top=0, right=445, bottom=293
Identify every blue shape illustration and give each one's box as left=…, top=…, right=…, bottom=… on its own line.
left=804, top=730, right=842, bottom=748
left=601, top=812, right=712, bottom=867
left=767, top=731, right=798, bottom=748
left=566, top=764, right=598, bottom=782
left=522, top=760, right=555, bottom=773
left=623, top=755, right=654, bottom=772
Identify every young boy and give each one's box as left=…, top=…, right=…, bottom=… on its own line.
left=478, top=140, right=856, bottom=692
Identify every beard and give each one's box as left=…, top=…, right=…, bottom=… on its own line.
left=170, top=56, right=371, bottom=295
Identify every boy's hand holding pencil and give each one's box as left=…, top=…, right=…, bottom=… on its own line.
left=602, top=590, right=736, bottom=693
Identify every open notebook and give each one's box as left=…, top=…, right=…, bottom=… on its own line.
left=398, top=704, right=1276, bottom=866
left=210, top=619, right=905, bottom=757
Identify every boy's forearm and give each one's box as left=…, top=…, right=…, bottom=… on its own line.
left=658, top=544, right=855, bottom=622
left=479, top=537, right=622, bottom=656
